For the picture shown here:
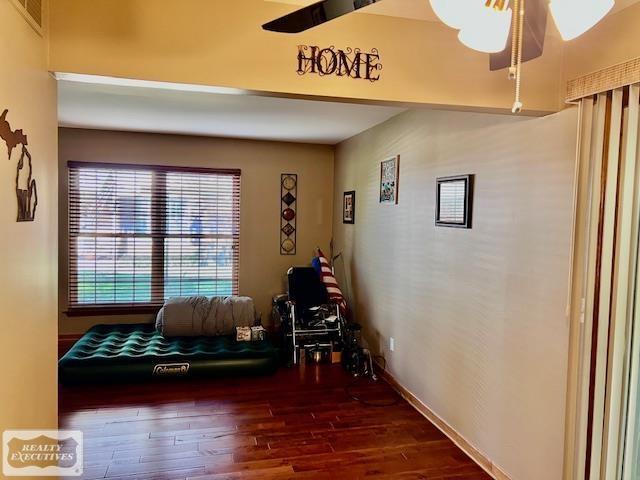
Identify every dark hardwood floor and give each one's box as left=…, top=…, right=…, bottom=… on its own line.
left=59, top=365, right=491, bottom=480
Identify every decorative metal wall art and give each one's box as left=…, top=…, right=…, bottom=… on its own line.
left=297, top=45, right=382, bottom=82
left=379, top=155, right=399, bottom=205
left=0, top=109, right=37, bottom=222
left=280, top=173, right=298, bottom=255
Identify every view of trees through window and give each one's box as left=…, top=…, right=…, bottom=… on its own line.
left=68, top=163, right=240, bottom=308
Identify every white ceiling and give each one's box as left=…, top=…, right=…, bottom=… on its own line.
left=57, top=74, right=404, bottom=145
left=58, top=1, right=639, bottom=143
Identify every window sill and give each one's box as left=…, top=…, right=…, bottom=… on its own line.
left=65, top=305, right=162, bottom=317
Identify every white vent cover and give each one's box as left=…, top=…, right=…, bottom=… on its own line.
left=10, top=0, right=43, bottom=35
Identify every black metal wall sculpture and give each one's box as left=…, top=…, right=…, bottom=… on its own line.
left=0, top=109, right=37, bottom=222
left=16, top=146, right=38, bottom=222
left=297, top=45, right=382, bottom=82
left=280, top=173, right=298, bottom=255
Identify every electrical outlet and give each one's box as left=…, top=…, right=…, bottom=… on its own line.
left=390, top=337, right=395, bottom=352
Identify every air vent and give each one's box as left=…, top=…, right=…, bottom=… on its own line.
left=10, top=0, right=43, bottom=35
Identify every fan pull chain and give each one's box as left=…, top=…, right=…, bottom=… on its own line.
left=509, top=0, right=519, bottom=72
left=510, top=0, right=525, bottom=113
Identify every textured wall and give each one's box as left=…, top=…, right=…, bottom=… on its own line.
left=0, top=0, right=58, bottom=433
left=332, top=107, right=578, bottom=480
left=562, top=3, right=640, bottom=88
left=58, top=128, right=334, bottom=334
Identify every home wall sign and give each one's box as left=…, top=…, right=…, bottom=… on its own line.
left=0, top=109, right=37, bottom=222
left=280, top=173, right=298, bottom=255
left=297, top=45, right=382, bottom=82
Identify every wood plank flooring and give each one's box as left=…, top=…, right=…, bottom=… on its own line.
left=59, top=365, right=491, bottom=480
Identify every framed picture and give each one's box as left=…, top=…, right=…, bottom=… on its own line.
left=343, top=191, right=355, bottom=224
left=435, top=174, right=474, bottom=228
left=379, top=155, right=399, bottom=204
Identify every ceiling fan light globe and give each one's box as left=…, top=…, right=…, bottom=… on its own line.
left=549, top=0, right=615, bottom=41
left=429, top=0, right=476, bottom=29
left=457, top=6, right=513, bottom=53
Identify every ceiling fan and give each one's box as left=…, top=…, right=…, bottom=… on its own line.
left=263, top=0, right=615, bottom=112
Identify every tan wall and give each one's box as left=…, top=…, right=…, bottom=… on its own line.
left=48, top=0, right=564, bottom=114
left=562, top=3, right=640, bottom=91
left=331, top=107, right=577, bottom=480
left=0, top=0, right=58, bottom=441
left=58, top=128, right=334, bottom=334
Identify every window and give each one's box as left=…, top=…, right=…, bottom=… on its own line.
left=435, top=174, right=473, bottom=228
left=67, top=162, right=240, bottom=312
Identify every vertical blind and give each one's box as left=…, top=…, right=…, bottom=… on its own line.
left=67, top=162, right=241, bottom=310
left=564, top=84, right=640, bottom=480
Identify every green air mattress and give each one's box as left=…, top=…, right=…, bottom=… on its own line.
left=59, top=323, right=279, bottom=384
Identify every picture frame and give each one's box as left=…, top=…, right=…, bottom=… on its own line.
left=379, top=155, right=399, bottom=204
left=435, top=174, right=474, bottom=229
left=343, top=190, right=355, bottom=224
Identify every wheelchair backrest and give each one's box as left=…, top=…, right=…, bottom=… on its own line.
left=287, top=267, right=328, bottom=310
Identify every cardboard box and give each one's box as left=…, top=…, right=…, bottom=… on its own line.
left=331, top=351, right=342, bottom=364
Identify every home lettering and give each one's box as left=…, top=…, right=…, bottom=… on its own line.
left=297, top=45, right=382, bottom=82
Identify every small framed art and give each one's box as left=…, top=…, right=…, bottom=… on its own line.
left=343, top=190, right=355, bottom=224
left=379, top=155, right=399, bottom=204
left=435, top=174, right=474, bottom=228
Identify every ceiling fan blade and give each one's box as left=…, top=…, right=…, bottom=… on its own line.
left=490, top=0, right=547, bottom=70
left=263, top=0, right=382, bottom=33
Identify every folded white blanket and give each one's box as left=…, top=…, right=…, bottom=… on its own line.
left=155, top=296, right=257, bottom=337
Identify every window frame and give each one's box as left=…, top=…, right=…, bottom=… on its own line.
left=66, top=161, right=241, bottom=315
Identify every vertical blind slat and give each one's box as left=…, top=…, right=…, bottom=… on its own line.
left=589, top=88, right=624, bottom=480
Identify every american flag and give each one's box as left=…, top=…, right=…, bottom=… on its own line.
left=317, top=249, right=347, bottom=315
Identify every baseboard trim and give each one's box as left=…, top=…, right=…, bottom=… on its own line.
left=375, top=364, right=512, bottom=480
